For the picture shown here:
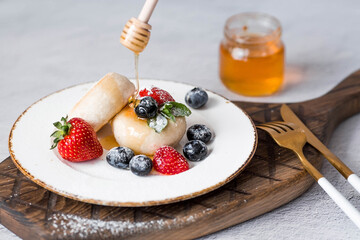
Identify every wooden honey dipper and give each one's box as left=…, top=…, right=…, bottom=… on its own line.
left=120, top=0, right=158, bottom=53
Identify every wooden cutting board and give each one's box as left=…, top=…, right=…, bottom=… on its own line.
left=1, top=70, right=360, bottom=240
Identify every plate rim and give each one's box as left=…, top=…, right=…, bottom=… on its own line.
left=8, top=79, right=258, bottom=207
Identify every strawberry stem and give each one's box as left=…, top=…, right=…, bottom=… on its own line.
left=50, top=116, right=71, bottom=149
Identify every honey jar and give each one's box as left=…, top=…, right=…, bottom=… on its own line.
left=219, top=13, right=285, bottom=96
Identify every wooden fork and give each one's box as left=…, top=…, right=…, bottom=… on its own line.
left=257, top=121, right=360, bottom=229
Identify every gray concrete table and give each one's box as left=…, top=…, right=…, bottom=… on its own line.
left=1, top=0, right=360, bottom=239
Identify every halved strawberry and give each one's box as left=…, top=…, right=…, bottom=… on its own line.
left=153, top=146, right=189, bottom=175
left=51, top=116, right=103, bottom=162
left=138, top=87, right=175, bottom=105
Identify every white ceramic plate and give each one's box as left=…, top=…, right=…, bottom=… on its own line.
left=9, top=80, right=257, bottom=206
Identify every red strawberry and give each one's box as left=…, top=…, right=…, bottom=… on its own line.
left=153, top=146, right=189, bottom=175
left=51, top=116, right=103, bottom=162
left=138, top=87, right=175, bottom=105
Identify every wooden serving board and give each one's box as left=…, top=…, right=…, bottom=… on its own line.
left=1, top=70, right=360, bottom=239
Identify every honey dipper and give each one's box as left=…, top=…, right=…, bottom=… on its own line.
left=120, top=0, right=158, bottom=53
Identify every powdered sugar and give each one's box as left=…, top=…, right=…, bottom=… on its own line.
left=148, top=113, right=168, bottom=133
left=49, top=208, right=213, bottom=238
left=187, top=124, right=213, bottom=143
left=49, top=213, right=167, bottom=238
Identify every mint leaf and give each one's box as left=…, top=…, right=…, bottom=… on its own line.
left=160, top=103, right=176, bottom=122
left=160, top=102, right=191, bottom=121
left=168, top=102, right=191, bottom=117
left=147, top=114, right=168, bottom=133
left=149, top=102, right=191, bottom=132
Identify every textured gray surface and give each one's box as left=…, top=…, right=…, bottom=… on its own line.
left=1, top=0, right=360, bottom=239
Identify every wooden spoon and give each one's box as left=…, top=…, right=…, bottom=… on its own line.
left=120, top=0, right=158, bottom=53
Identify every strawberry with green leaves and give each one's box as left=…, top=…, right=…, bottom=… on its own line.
left=51, top=116, right=103, bottom=162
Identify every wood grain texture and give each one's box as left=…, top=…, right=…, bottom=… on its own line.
left=1, top=69, right=360, bottom=239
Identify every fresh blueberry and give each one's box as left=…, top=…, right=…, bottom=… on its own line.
left=183, top=140, right=208, bottom=162
left=106, top=147, right=135, bottom=169
left=185, top=87, right=208, bottom=109
left=187, top=124, right=212, bottom=143
left=129, top=155, right=153, bottom=176
left=135, top=96, right=158, bottom=118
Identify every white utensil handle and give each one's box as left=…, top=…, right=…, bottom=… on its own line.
left=138, top=0, right=158, bottom=23
left=318, top=177, right=360, bottom=229
left=348, top=174, right=360, bottom=194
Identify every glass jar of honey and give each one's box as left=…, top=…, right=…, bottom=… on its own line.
left=219, top=13, right=284, bottom=96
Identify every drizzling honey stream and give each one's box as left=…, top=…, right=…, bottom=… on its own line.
left=134, top=53, right=140, bottom=98
left=120, top=0, right=158, bottom=100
